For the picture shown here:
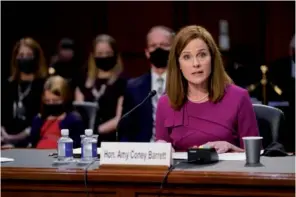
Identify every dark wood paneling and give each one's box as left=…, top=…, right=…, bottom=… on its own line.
left=186, top=2, right=265, bottom=65
left=105, top=2, right=175, bottom=76
left=106, top=1, right=174, bottom=53
left=265, top=1, right=295, bottom=63
left=1, top=1, right=295, bottom=80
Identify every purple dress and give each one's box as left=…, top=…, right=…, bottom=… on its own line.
left=155, top=84, right=259, bottom=151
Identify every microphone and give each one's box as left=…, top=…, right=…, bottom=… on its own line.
left=116, top=90, right=157, bottom=141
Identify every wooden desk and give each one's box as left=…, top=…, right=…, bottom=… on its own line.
left=1, top=149, right=295, bottom=197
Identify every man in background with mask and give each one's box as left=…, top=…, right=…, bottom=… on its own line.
left=120, top=25, right=174, bottom=142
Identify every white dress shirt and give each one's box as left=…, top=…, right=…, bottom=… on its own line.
left=151, top=70, right=167, bottom=142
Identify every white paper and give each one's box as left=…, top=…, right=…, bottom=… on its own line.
left=1, top=157, right=14, bottom=163
left=219, top=150, right=264, bottom=160
left=218, top=152, right=246, bottom=160
left=172, top=150, right=264, bottom=161
left=73, top=147, right=101, bottom=154
left=173, top=152, right=187, bottom=160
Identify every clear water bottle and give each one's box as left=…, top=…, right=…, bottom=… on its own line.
left=57, top=129, right=73, bottom=162
left=81, top=129, right=97, bottom=162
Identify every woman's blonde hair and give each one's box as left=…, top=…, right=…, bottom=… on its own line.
left=87, top=34, right=123, bottom=81
left=43, top=76, right=73, bottom=111
left=10, top=37, right=48, bottom=81
left=166, top=25, right=232, bottom=110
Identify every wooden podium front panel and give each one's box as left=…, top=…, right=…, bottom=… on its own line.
left=2, top=166, right=294, bottom=197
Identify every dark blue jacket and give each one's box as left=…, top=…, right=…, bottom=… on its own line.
left=120, top=72, right=153, bottom=142
left=30, top=112, right=85, bottom=148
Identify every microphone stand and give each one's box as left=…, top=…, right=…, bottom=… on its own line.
left=247, top=65, right=283, bottom=105
left=115, top=90, right=157, bottom=141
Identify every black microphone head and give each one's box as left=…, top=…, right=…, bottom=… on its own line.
left=150, top=90, right=157, bottom=97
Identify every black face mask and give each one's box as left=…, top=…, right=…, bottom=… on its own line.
left=43, top=104, right=65, bottom=117
left=95, top=56, right=117, bottom=71
left=17, top=58, right=37, bottom=74
left=53, top=60, right=74, bottom=78
left=149, top=48, right=170, bottom=68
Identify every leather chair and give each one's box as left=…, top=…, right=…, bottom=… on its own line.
left=252, top=104, right=286, bottom=149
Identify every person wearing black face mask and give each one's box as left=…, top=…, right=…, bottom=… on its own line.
left=1, top=37, right=47, bottom=148
left=75, top=34, right=127, bottom=145
left=2, top=76, right=84, bottom=149
left=120, top=26, right=174, bottom=143
left=49, top=38, right=85, bottom=94
left=30, top=76, right=84, bottom=149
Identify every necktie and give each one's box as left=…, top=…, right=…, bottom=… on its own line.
left=157, top=77, right=164, bottom=97
left=151, top=77, right=164, bottom=142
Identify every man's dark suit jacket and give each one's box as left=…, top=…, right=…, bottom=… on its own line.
left=120, top=72, right=154, bottom=142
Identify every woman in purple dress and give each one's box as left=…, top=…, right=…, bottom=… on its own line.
left=155, top=25, right=259, bottom=153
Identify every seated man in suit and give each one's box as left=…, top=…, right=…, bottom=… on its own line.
left=120, top=26, right=174, bottom=142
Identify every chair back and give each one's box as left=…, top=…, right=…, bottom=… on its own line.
left=73, top=101, right=98, bottom=130
left=253, top=104, right=285, bottom=148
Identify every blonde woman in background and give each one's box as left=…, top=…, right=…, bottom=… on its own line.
left=75, top=34, right=127, bottom=145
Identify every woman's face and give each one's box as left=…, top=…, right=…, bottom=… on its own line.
left=94, top=41, right=114, bottom=58
left=43, top=90, right=66, bottom=117
left=17, top=45, right=34, bottom=59
left=43, top=90, right=63, bottom=105
left=178, top=38, right=212, bottom=87
left=16, top=45, right=38, bottom=74
left=94, top=41, right=117, bottom=72
left=59, top=48, right=74, bottom=61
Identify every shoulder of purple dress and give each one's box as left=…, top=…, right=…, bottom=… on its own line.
left=158, top=94, right=170, bottom=108
left=225, top=84, right=250, bottom=99
left=158, top=94, right=176, bottom=113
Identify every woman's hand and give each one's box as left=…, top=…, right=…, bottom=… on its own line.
left=199, top=141, right=244, bottom=154
left=1, top=127, right=12, bottom=143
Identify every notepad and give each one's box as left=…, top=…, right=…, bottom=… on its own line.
left=1, top=157, right=14, bottom=163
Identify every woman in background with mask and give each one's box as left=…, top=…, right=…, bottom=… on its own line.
left=29, top=76, right=84, bottom=149
left=75, top=34, right=127, bottom=144
left=48, top=38, right=85, bottom=94
left=1, top=37, right=47, bottom=148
